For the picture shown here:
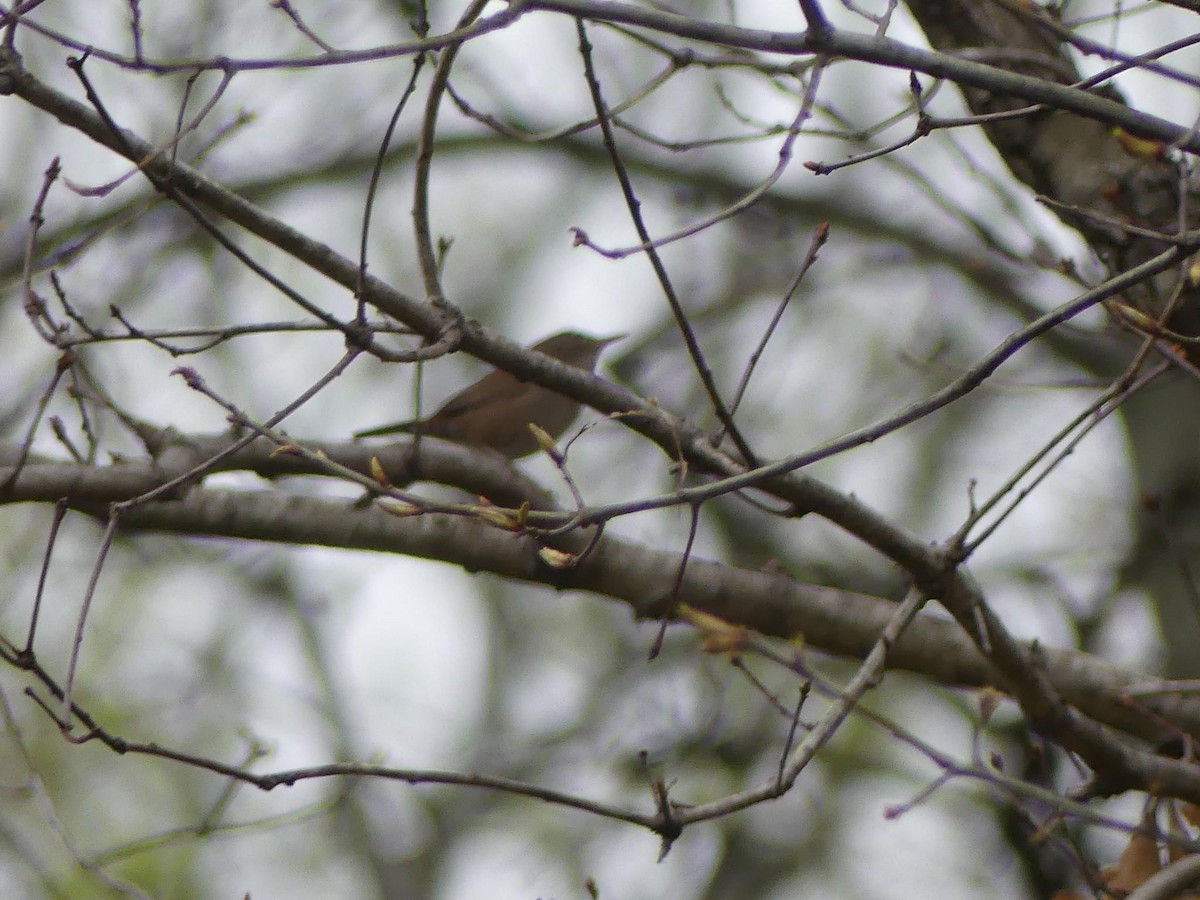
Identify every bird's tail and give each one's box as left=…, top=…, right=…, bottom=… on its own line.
left=353, top=420, right=418, bottom=439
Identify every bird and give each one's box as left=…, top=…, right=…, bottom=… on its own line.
left=353, top=331, right=622, bottom=459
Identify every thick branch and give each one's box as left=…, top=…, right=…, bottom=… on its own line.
left=5, top=453, right=1200, bottom=752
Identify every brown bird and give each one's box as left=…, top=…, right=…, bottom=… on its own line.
left=354, top=331, right=621, bottom=458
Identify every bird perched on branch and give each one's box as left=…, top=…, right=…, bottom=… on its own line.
left=353, top=331, right=621, bottom=459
